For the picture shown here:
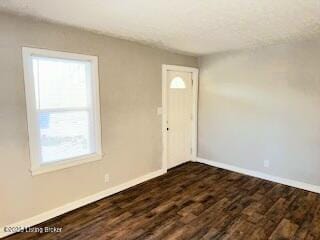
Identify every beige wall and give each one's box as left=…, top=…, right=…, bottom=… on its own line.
left=0, top=12, right=197, bottom=226
left=199, top=37, right=320, bottom=186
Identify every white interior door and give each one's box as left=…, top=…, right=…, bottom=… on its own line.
left=167, top=70, right=193, bottom=168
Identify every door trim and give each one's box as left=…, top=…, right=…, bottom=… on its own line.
left=161, top=64, right=199, bottom=171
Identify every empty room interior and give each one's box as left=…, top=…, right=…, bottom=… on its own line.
left=1, top=1, right=320, bottom=239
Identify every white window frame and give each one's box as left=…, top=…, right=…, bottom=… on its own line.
left=22, top=47, right=102, bottom=176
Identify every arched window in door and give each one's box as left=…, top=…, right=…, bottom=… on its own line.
left=170, top=77, right=186, bottom=89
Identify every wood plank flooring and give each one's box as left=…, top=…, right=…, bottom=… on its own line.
left=5, top=162, right=320, bottom=240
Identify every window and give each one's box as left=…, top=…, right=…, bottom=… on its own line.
left=22, top=47, right=102, bottom=175
left=170, top=76, right=186, bottom=89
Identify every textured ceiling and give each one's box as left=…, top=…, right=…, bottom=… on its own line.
left=0, top=0, right=320, bottom=56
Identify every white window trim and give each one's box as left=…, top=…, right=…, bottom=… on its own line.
left=22, top=47, right=102, bottom=176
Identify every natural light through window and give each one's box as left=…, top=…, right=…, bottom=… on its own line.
left=170, top=76, right=186, bottom=89
left=23, top=48, right=102, bottom=175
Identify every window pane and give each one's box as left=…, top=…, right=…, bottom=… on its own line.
left=39, top=111, right=93, bottom=163
left=32, top=56, right=90, bottom=109
left=170, top=77, right=186, bottom=89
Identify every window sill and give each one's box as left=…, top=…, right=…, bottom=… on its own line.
left=30, top=153, right=103, bottom=176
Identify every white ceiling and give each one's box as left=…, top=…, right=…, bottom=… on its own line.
left=1, top=0, right=320, bottom=56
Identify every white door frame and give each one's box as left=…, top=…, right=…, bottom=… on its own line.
left=161, top=64, right=199, bottom=171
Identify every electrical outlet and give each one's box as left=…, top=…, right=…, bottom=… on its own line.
left=104, top=174, right=110, bottom=183
left=263, top=160, right=270, bottom=168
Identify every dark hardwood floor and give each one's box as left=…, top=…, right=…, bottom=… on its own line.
left=5, top=162, right=320, bottom=240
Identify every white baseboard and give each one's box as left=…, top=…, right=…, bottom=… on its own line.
left=0, top=168, right=166, bottom=238
left=197, top=157, right=320, bottom=194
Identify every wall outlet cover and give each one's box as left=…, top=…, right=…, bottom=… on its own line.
left=264, top=160, right=270, bottom=168
left=104, top=174, right=110, bottom=183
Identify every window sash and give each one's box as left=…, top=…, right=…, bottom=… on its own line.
left=22, top=47, right=102, bottom=176
left=36, top=108, right=96, bottom=164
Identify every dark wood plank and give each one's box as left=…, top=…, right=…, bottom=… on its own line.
left=4, top=162, right=320, bottom=240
